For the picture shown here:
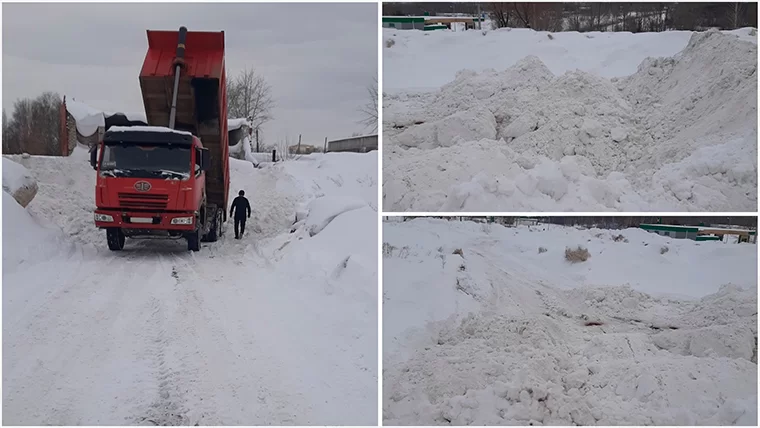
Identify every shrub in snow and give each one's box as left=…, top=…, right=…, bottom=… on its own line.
left=538, top=246, right=548, bottom=254
left=565, top=246, right=590, bottom=263
left=452, top=248, right=464, bottom=257
left=750, top=28, right=757, bottom=36
left=383, top=242, right=396, bottom=257
left=660, top=245, right=669, bottom=254
left=385, top=38, right=396, bottom=48
left=2, top=158, right=38, bottom=208
left=547, top=33, right=554, bottom=40
left=612, top=234, right=628, bottom=242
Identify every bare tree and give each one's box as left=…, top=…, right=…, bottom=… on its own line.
left=488, top=2, right=511, bottom=28
left=511, top=2, right=533, bottom=28
left=226, top=67, right=275, bottom=133
left=3, top=92, right=61, bottom=155
left=358, top=76, right=378, bottom=133
left=728, top=2, right=745, bottom=29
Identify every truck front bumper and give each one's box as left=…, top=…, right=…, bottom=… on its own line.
left=94, top=209, right=196, bottom=232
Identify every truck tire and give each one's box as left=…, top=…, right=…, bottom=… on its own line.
left=186, top=231, right=200, bottom=252
left=202, top=208, right=222, bottom=242
left=106, top=228, right=125, bottom=251
left=210, top=209, right=223, bottom=242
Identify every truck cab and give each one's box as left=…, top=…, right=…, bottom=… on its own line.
left=91, top=126, right=214, bottom=250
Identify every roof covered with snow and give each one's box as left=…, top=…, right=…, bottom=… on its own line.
left=106, top=126, right=193, bottom=136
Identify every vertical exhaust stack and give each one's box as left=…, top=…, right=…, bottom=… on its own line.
left=168, top=26, right=188, bottom=130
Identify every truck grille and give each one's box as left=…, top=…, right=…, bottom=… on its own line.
left=118, top=192, right=169, bottom=210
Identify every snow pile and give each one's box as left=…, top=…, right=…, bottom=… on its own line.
left=5, top=148, right=103, bottom=246
left=2, top=192, right=77, bottom=274
left=66, top=99, right=147, bottom=136
left=383, top=219, right=757, bottom=425
left=3, top=157, right=38, bottom=207
left=384, top=30, right=757, bottom=211
left=66, top=99, right=108, bottom=136
left=293, top=196, right=367, bottom=237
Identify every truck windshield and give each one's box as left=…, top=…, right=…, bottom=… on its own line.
left=100, top=143, right=191, bottom=180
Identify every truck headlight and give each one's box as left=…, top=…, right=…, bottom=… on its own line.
left=94, top=213, right=114, bottom=222
left=171, top=216, right=194, bottom=225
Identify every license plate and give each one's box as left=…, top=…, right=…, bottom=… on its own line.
left=130, top=217, right=153, bottom=224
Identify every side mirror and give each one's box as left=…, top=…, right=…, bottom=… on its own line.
left=200, top=148, right=211, bottom=171
left=90, top=147, right=98, bottom=171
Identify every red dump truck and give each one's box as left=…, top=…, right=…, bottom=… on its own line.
left=90, top=27, right=230, bottom=251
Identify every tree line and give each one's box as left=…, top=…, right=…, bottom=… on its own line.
left=383, top=2, right=758, bottom=32
left=2, top=92, right=62, bottom=155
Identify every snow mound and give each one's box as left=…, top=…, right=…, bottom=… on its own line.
left=3, top=157, right=38, bottom=207
left=2, top=192, right=74, bottom=273
left=294, top=196, right=367, bottom=237
left=383, top=219, right=758, bottom=426
left=383, top=30, right=757, bottom=211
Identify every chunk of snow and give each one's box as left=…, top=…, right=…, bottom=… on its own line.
left=295, top=196, right=367, bottom=237
left=2, top=158, right=38, bottom=207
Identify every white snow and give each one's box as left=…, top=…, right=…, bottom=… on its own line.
left=66, top=99, right=147, bottom=136
left=2, top=157, right=37, bottom=204
left=228, top=117, right=252, bottom=131
left=383, top=28, right=757, bottom=212
left=2, top=149, right=378, bottom=424
left=107, top=125, right=193, bottom=136
left=383, top=218, right=757, bottom=425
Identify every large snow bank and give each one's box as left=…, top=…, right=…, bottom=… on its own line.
left=2, top=157, right=38, bottom=207
left=2, top=192, right=75, bottom=274
left=383, top=29, right=757, bottom=211
left=383, top=219, right=757, bottom=425
left=383, top=27, right=757, bottom=92
left=5, top=148, right=101, bottom=246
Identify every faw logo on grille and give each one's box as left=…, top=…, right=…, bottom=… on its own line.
left=134, top=181, right=152, bottom=192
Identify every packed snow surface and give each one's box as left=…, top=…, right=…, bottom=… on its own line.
left=383, top=218, right=757, bottom=425
left=383, top=28, right=757, bottom=211
left=2, top=149, right=378, bottom=425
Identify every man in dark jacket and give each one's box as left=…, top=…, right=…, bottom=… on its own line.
left=230, top=190, right=251, bottom=239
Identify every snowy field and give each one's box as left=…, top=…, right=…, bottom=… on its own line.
left=383, top=28, right=758, bottom=212
left=2, top=148, right=377, bottom=425
left=383, top=218, right=757, bottom=425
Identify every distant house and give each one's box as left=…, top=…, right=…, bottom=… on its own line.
left=640, top=224, right=757, bottom=243
left=327, top=134, right=378, bottom=153
left=382, top=15, right=484, bottom=31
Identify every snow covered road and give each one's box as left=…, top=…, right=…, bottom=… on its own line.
left=3, top=150, right=378, bottom=425
left=383, top=219, right=757, bottom=426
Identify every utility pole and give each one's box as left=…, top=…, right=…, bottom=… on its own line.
left=477, top=3, right=482, bottom=30
left=323, top=137, right=328, bottom=153
left=297, top=134, right=301, bottom=154
left=255, top=128, right=259, bottom=152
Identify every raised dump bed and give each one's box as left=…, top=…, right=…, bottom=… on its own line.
left=139, top=28, right=229, bottom=214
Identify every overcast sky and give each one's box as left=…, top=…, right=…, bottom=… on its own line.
left=3, top=2, right=377, bottom=145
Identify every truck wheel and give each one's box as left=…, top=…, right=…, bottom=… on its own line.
left=203, top=209, right=222, bottom=242
left=106, top=228, right=125, bottom=251
left=186, top=231, right=200, bottom=252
